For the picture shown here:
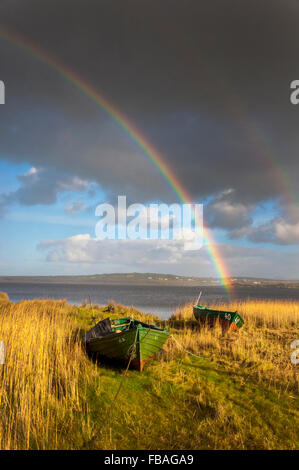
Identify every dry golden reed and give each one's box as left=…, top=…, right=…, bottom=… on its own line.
left=168, top=299, right=299, bottom=392
left=0, top=299, right=98, bottom=450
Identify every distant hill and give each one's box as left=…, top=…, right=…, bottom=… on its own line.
left=0, top=273, right=298, bottom=288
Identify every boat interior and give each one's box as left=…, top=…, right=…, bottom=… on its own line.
left=84, top=317, right=167, bottom=342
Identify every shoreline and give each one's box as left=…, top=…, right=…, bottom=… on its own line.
left=0, top=274, right=299, bottom=289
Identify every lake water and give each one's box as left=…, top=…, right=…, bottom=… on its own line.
left=0, top=282, right=298, bottom=318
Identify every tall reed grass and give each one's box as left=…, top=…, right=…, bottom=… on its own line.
left=0, top=299, right=98, bottom=449
left=168, top=299, right=299, bottom=392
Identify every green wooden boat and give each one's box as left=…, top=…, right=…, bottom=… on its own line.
left=193, top=305, right=244, bottom=331
left=82, top=317, right=171, bottom=371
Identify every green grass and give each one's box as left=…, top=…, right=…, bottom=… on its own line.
left=77, top=353, right=298, bottom=450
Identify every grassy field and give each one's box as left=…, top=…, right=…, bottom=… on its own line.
left=0, top=292, right=298, bottom=450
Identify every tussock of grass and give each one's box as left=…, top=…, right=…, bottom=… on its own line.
left=0, top=296, right=298, bottom=449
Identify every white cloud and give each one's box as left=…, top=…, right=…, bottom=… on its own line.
left=245, top=217, right=299, bottom=245
left=64, top=200, right=87, bottom=215
left=38, top=234, right=190, bottom=265
left=59, top=176, right=90, bottom=192
left=206, top=189, right=253, bottom=230
left=37, top=233, right=299, bottom=279
left=24, top=166, right=38, bottom=177
left=275, top=220, right=299, bottom=244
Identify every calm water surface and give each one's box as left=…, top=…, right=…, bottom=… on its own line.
left=1, top=282, right=298, bottom=318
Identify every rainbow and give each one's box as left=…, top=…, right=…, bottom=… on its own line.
left=0, top=26, right=232, bottom=293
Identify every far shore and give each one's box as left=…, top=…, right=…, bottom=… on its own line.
left=0, top=273, right=299, bottom=288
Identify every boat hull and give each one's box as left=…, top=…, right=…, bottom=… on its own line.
left=85, top=322, right=170, bottom=371
left=193, top=305, right=244, bottom=331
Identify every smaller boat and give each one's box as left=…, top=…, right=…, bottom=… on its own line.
left=193, top=305, right=244, bottom=331
left=82, top=317, right=171, bottom=371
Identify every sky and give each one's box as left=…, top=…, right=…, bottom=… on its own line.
left=0, top=0, right=299, bottom=279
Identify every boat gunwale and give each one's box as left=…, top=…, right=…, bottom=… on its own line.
left=84, top=320, right=170, bottom=344
left=193, top=304, right=238, bottom=314
left=193, top=305, right=244, bottom=328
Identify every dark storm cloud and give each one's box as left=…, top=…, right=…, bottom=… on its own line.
left=205, top=189, right=253, bottom=230
left=0, top=0, right=299, bottom=207
left=0, top=166, right=92, bottom=209
left=235, top=214, right=299, bottom=245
